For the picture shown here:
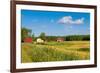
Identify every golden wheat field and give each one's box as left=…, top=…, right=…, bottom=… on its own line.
left=21, top=41, right=90, bottom=63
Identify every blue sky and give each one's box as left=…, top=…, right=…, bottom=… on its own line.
left=21, top=9, right=90, bottom=37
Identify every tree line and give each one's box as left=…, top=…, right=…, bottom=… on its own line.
left=21, top=27, right=90, bottom=42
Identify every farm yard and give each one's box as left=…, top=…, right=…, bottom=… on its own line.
left=21, top=41, right=90, bottom=63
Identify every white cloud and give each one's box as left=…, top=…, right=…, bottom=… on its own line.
left=58, top=16, right=84, bottom=25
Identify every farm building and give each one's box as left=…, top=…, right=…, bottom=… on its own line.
left=23, top=37, right=33, bottom=43
left=36, top=38, right=44, bottom=44
left=57, top=38, right=64, bottom=42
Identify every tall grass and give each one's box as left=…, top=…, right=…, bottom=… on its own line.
left=21, top=41, right=90, bottom=63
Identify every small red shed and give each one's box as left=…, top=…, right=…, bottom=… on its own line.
left=24, top=37, right=32, bottom=43
left=57, top=38, right=64, bottom=42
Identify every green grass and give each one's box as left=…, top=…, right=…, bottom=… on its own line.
left=21, top=41, right=90, bottom=63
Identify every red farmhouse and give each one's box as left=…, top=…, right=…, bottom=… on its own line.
left=57, top=38, right=64, bottom=42
left=24, top=37, right=32, bottom=43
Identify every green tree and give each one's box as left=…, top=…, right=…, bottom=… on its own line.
left=32, top=33, right=35, bottom=41
left=21, top=27, right=32, bottom=42
left=28, top=29, right=32, bottom=37
left=39, top=32, right=46, bottom=40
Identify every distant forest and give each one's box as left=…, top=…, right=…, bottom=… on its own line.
left=21, top=27, right=90, bottom=42
left=45, top=35, right=90, bottom=41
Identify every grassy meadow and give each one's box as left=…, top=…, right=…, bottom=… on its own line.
left=21, top=41, right=90, bottom=63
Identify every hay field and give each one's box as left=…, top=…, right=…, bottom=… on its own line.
left=21, top=41, right=90, bottom=63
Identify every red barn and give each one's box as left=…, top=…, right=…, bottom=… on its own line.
left=57, top=38, right=64, bottom=42
left=23, top=37, right=32, bottom=43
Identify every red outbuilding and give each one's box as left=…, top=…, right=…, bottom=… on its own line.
left=23, top=37, right=32, bottom=43
left=57, top=38, right=64, bottom=42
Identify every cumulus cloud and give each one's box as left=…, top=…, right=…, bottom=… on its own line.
left=58, top=16, right=84, bottom=25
